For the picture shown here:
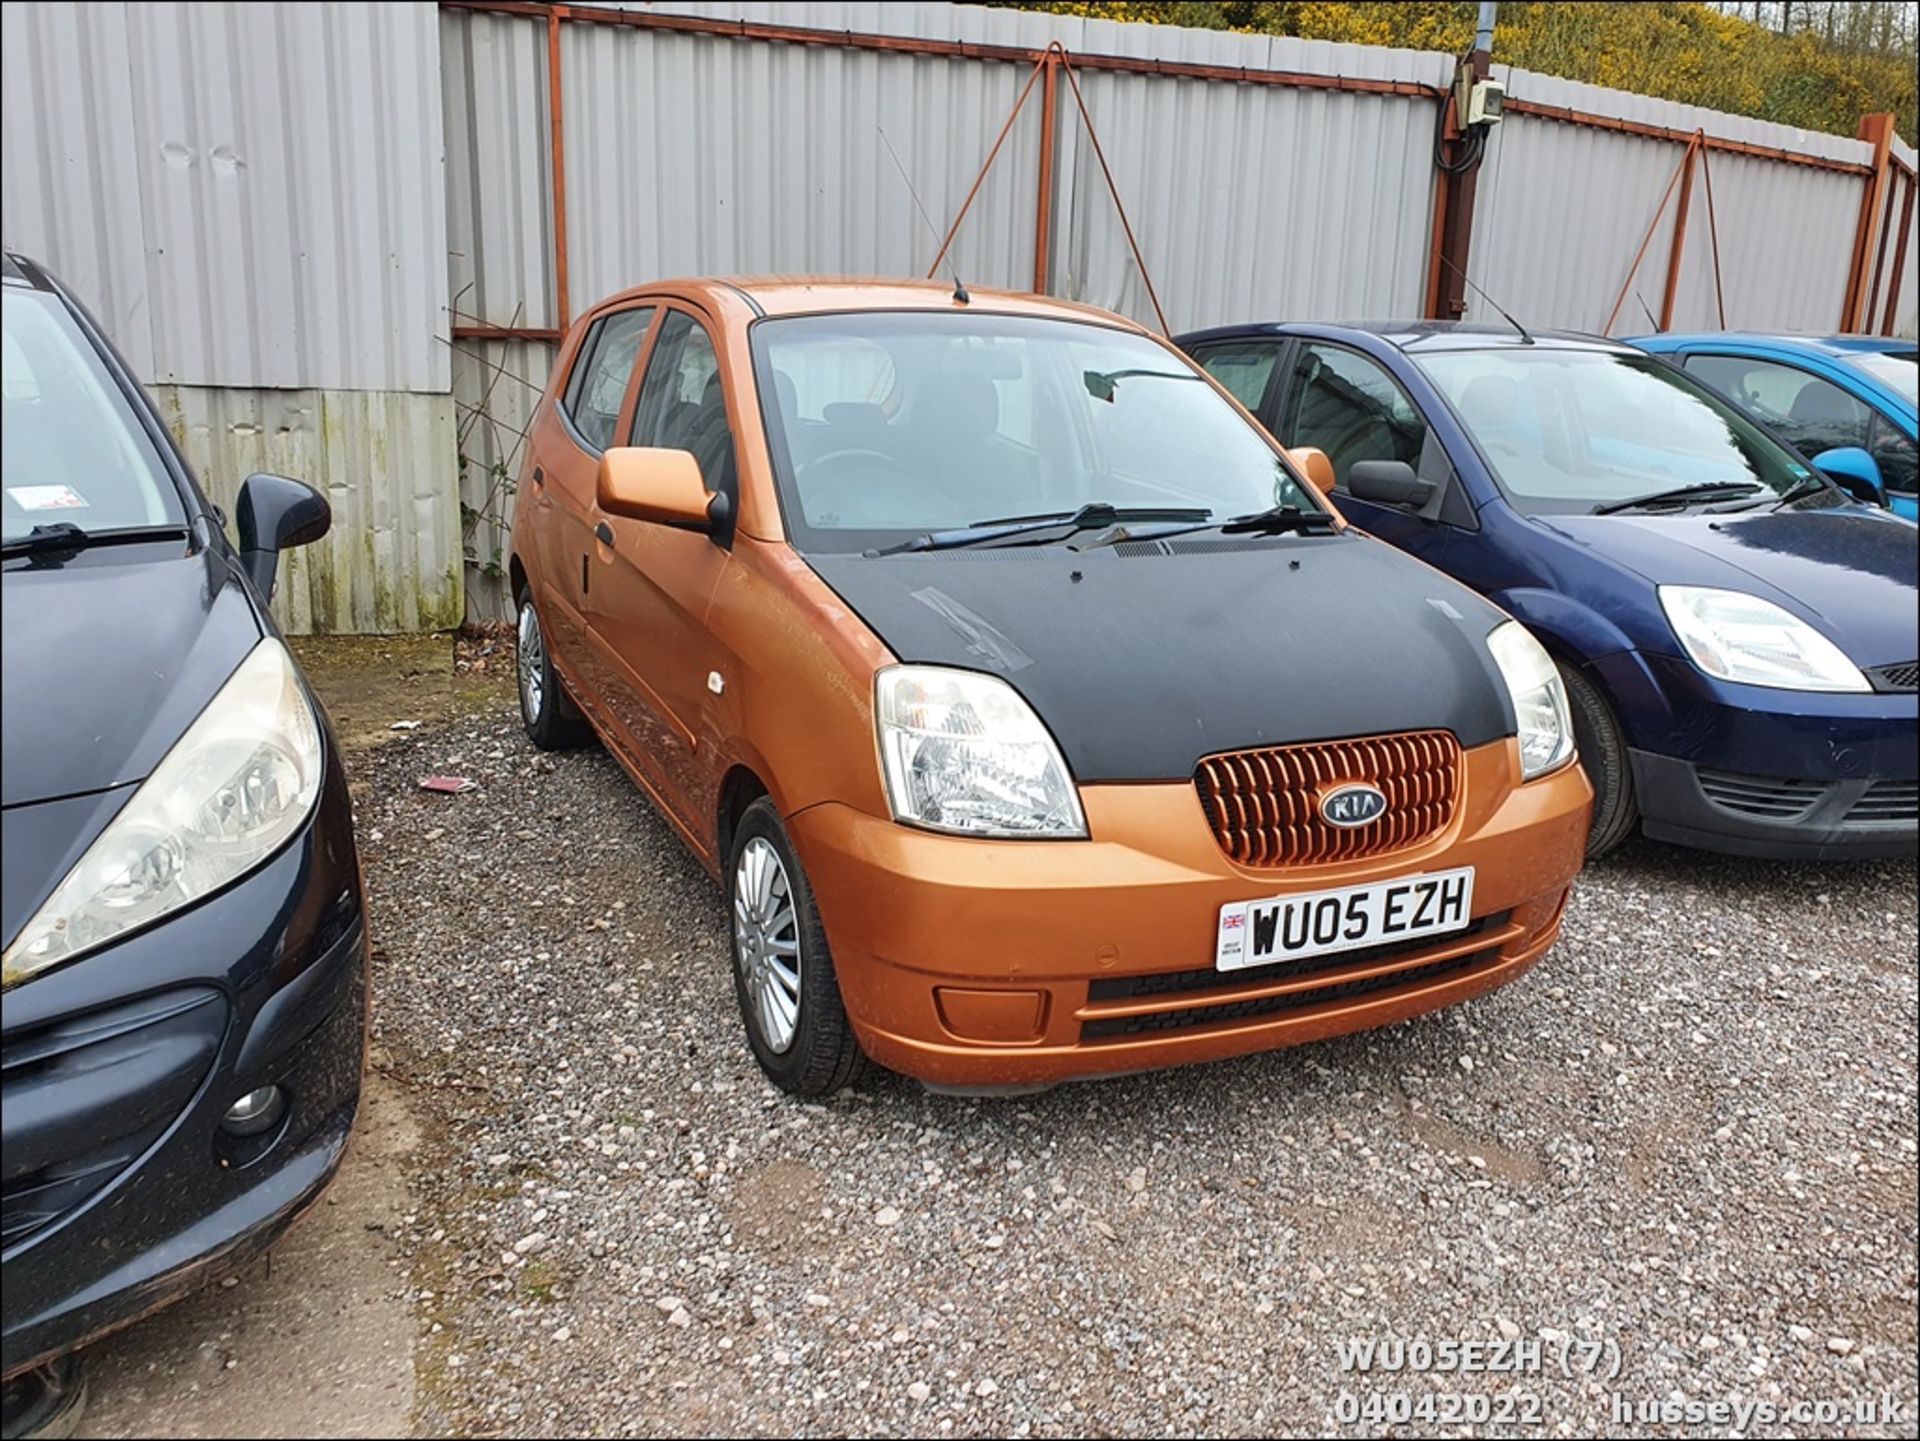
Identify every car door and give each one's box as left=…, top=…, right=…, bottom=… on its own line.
left=1268, top=340, right=1458, bottom=567
left=529, top=305, right=655, bottom=666
left=584, top=306, right=736, bottom=835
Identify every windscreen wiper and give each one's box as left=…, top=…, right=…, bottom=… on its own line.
left=1, top=521, right=189, bottom=557
left=1591, top=482, right=1762, bottom=515
left=1219, top=503, right=1341, bottom=535
left=864, top=503, right=1211, bottom=557
left=1770, top=474, right=1837, bottom=510
left=1072, top=503, right=1340, bottom=550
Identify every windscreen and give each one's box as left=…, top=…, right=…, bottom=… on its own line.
left=1417, top=347, right=1815, bottom=515
left=751, top=312, right=1317, bottom=552
left=2, top=289, right=181, bottom=542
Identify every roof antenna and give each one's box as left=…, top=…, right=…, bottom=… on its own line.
left=878, top=125, right=968, bottom=305
left=1634, top=290, right=1660, bottom=333
left=1440, top=253, right=1531, bottom=344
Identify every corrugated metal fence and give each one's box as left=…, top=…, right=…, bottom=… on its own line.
left=0, top=0, right=461, bottom=633
left=3, top=0, right=1914, bottom=631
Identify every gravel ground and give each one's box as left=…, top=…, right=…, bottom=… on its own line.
left=339, top=683, right=1918, bottom=1439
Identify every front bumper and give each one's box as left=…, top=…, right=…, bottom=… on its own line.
left=788, top=739, right=1590, bottom=1089
left=1, top=751, right=367, bottom=1379
left=1630, top=751, right=1917, bottom=858
left=1606, top=653, right=1919, bottom=859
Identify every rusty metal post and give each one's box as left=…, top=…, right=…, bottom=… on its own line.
left=1698, top=142, right=1727, bottom=328
left=1881, top=170, right=1915, bottom=336
left=1865, top=164, right=1900, bottom=331
left=1602, top=139, right=1694, bottom=336
left=547, top=6, right=571, bottom=333
left=1841, top=113, right=1895, bottom=331
left=1658, top=134, right=1700, bottom=330
left=1032, top=48, right=1059, bottom=294
left=1423, top=154, right=1453, bottom=320
left=1427, top=33, right=1491, bottom=320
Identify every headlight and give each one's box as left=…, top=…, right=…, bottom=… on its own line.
left=875, top=666, right=1087, bottom=837
left=1487, top=620, right=1575, bottom=780
left=1658, top=586, right=1869, bottom=693
left=3, top=639, right=323, bottom=988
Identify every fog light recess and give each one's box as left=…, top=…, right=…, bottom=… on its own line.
left=222, top=1085, right=287, bottom=1137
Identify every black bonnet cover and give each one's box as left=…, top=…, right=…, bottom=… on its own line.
left=808, top=533, right=1517, bottom=782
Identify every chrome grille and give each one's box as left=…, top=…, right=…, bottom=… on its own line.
left=1194, top=730, right=1461, bottom=868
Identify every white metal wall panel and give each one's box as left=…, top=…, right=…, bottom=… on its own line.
left=0, top=3, right=155, bottom=377
left=2, top=1, right=450, bottom=393
left=1059, top=24, right=1451, bottom=330
left=1470, top=68, right=1874, bottom=337
left=560, top=19, right=1042, bottom=309
left=156, top=386, right=463, bottom=634
left=441, top=8, right=555, bottom=331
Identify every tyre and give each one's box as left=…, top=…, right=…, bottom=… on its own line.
left=1, top=1355, right=87, bottom=1441
left=1560, top=661, right=1639, bottom=858
left=515, top=591, right=592, bottom=751
left=727, top=797, right=868, bottom=1096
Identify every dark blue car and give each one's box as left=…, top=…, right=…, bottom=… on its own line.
left=1178, top=321, right=1917, bottom=860
left=2, top=254, right=364, bottom=1435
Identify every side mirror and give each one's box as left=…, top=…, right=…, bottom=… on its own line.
left=1810, top=446, right=1886, bottom=507
left=235, top=473, right=330, bottom=599
left=1346, top=459, right=1436, bottom=509
left=597, top=447, right=714, bottom=531
left=1286, top=446, right=1336, bottom=494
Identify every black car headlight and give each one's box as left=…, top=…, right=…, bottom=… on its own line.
left=3, top=639, right=323, bottom=988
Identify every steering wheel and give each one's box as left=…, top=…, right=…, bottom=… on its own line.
left=797, top=448, right=911, bottom=527
left=797, top=447, right=895, bottom=481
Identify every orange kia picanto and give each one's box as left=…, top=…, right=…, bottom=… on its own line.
left=508, top=278, right=1591, bottom=1095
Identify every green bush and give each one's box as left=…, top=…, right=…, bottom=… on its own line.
left=995, top=2, right=1915, bottom=140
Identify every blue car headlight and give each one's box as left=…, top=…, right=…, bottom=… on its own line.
left=1659, top=586, right=1870, bottom=693
left=2, top=640, right=324, bottom=988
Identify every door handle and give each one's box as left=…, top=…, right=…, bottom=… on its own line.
left=594, top=520, right=615, bottom=547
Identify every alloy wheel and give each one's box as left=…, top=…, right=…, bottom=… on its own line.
left=516, top=601, right=545, bottom=721
left=734, top=837, right=802, bottom=1053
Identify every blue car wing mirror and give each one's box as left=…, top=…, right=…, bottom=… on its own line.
left=1809, top=447, right=1886, bottom=507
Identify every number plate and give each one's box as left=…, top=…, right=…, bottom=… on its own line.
left=1214, top=867, right=1475, bottom=972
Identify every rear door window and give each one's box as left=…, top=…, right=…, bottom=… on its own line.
left=1191, top=339, right=1284, bottom=414
left=561, top=307, right=653, bottom=453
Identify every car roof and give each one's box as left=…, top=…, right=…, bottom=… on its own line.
left=1633, top=331, right=1916, bottom=357
left=594, top=275, right=1145, bottom=329
left=1176, top=318, right=1637, bottom=355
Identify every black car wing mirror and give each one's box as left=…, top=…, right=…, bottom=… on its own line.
left=1346, top=459, right=1437, bottom=509
left=235, top=473, right=331, bottom=599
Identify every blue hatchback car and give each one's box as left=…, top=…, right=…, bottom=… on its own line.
left=1625, top=334, right=1916, bottom=521
left=1178, top=322, right=1917, bottom=859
